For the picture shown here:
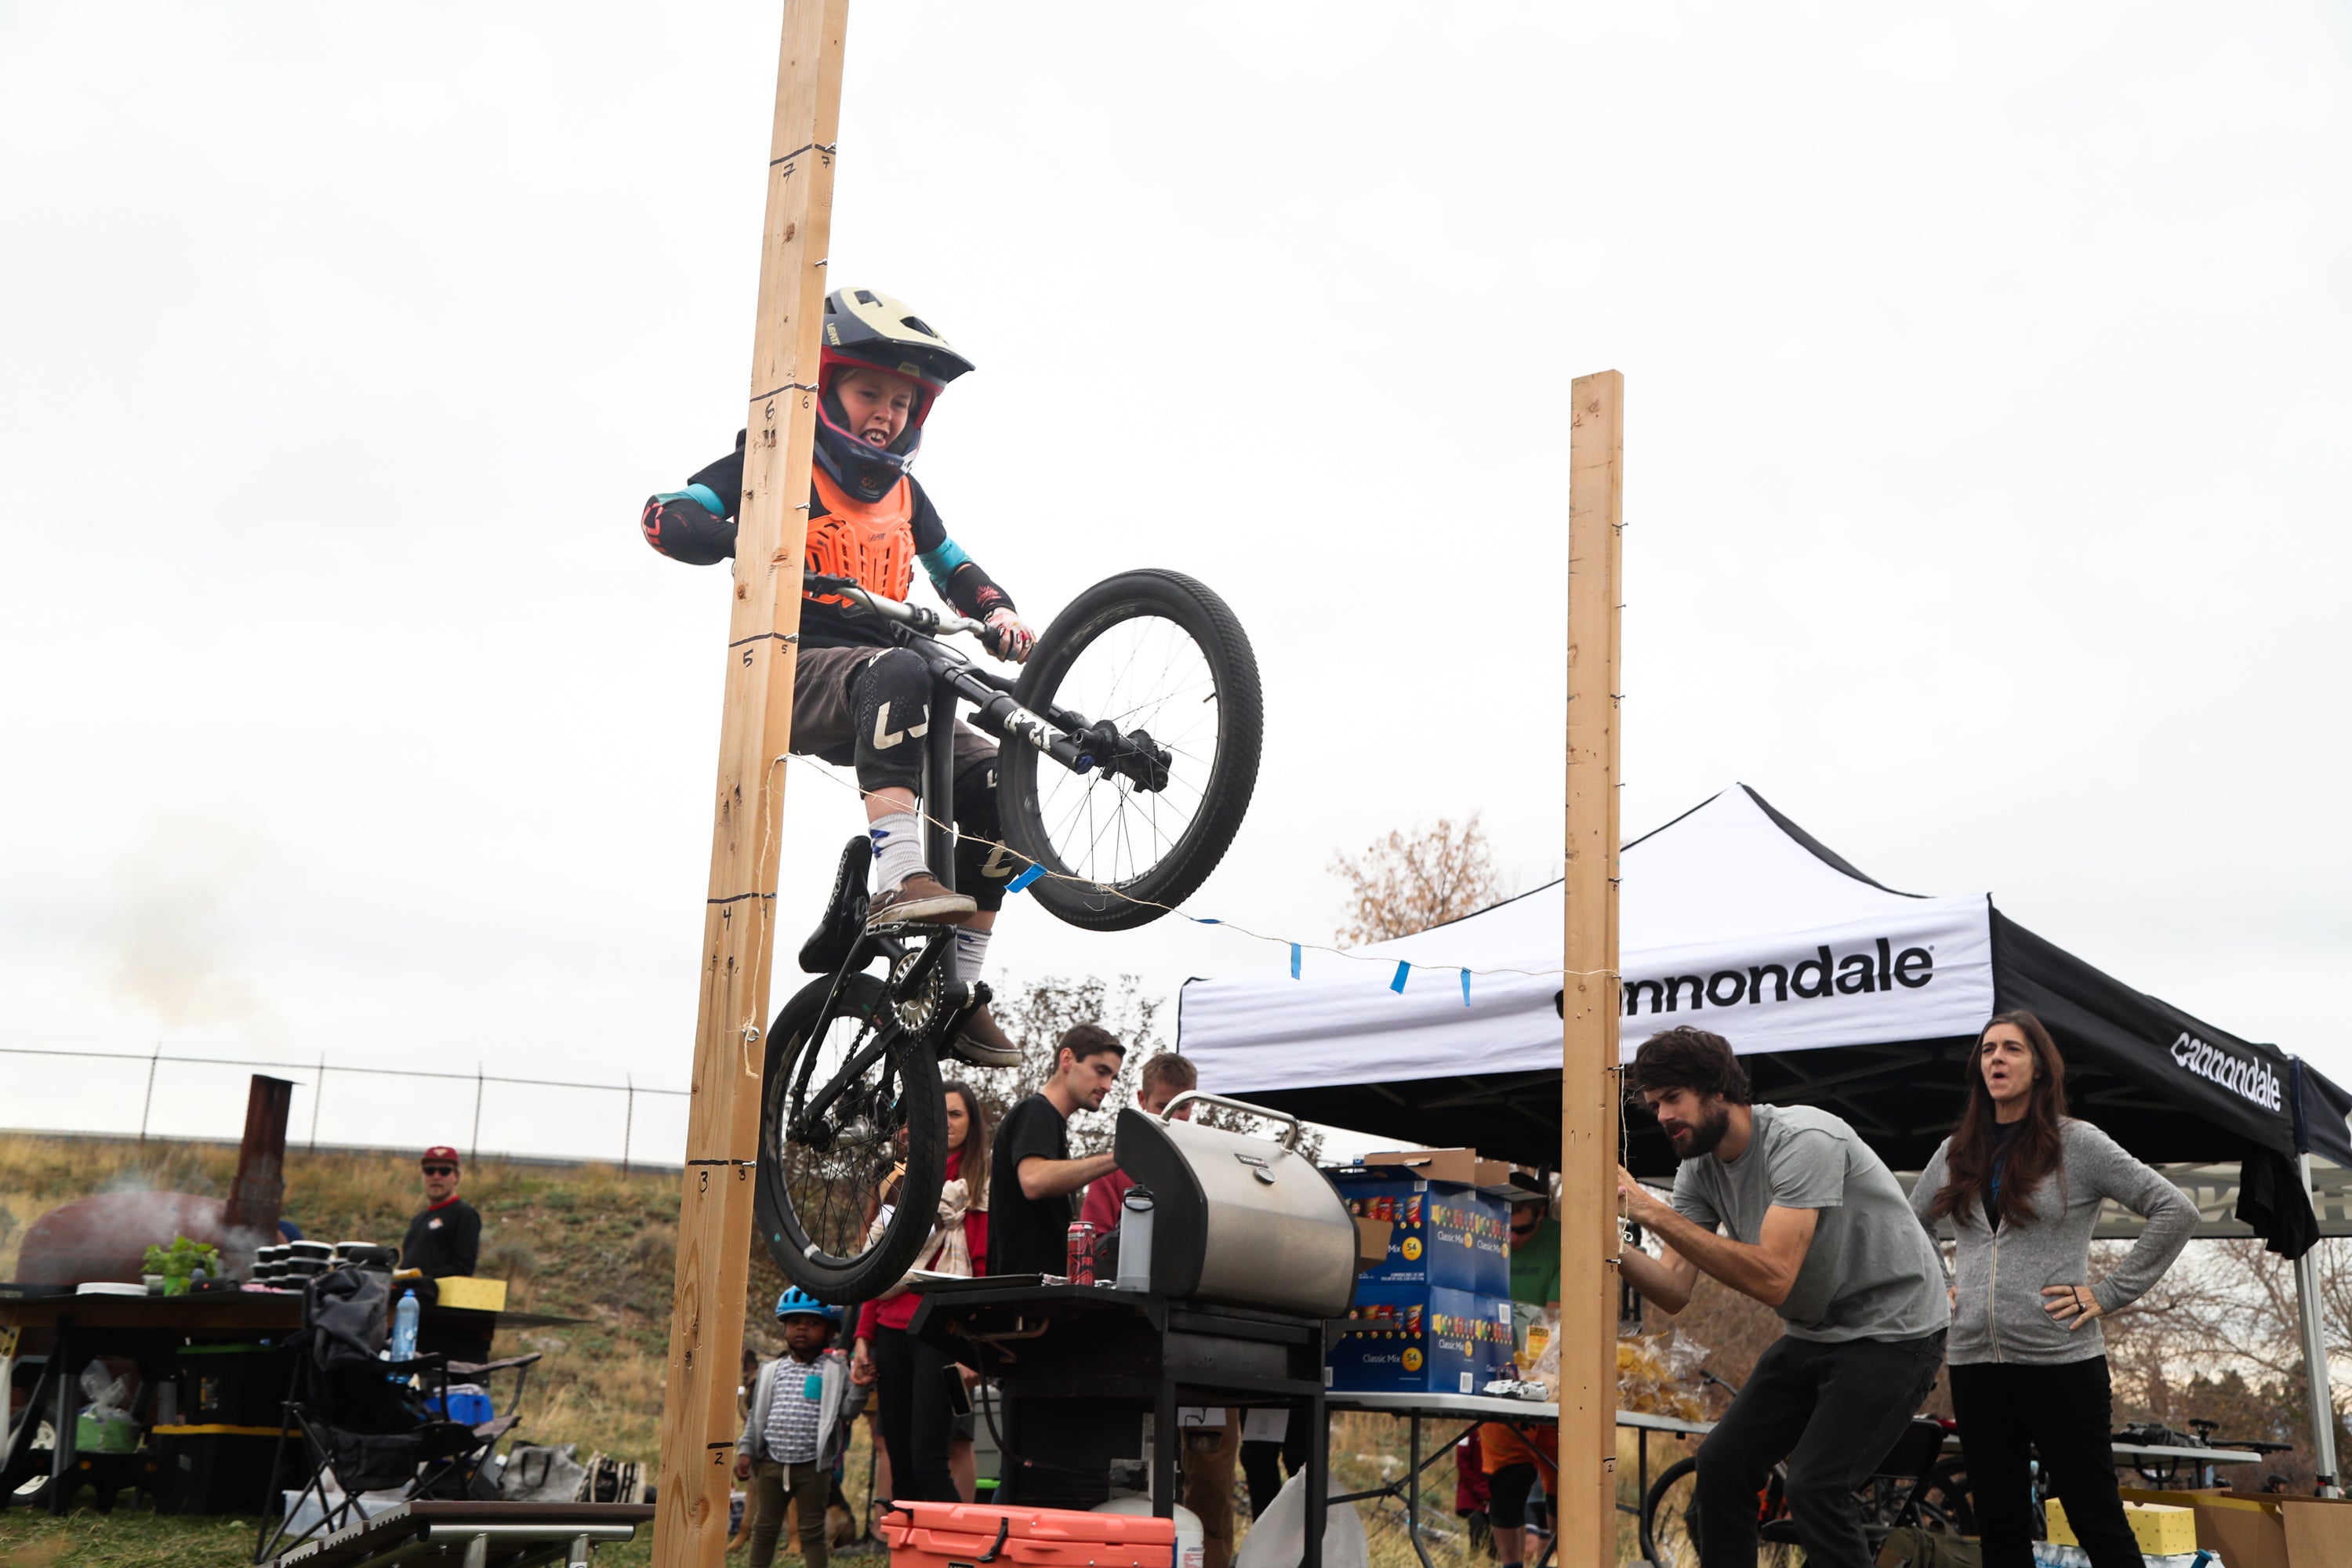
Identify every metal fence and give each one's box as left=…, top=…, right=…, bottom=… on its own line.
left=0, top=1044, right=691, bottom=1171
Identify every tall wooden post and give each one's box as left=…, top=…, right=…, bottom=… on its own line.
left=1558, top=371, right=1624, bottom=1564
left=652, top=3, right=848, bottom=1563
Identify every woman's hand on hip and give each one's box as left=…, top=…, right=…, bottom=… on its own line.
left=2042, top=1283, right=2105, bottom=1330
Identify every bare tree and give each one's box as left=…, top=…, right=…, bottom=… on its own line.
left=953, top=973, right=1319, bottom=1161
left=1330, top=814, right=1504, bottom=946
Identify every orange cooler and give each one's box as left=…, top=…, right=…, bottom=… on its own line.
left=880, top=1502, right=1178, bottom=1568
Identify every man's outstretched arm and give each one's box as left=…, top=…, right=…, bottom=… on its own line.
left=1617, top=1167, right=1820, bottom=1310
left=1017, top=1150, right=1119, bottom=1201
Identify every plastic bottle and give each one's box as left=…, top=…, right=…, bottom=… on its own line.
left=1116, top=1188, right=1155, bottom=1292
left=390, top=1289, right=420, bottom=1363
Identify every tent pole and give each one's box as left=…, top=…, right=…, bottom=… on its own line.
left=2296, top=1152, right=2339, bottom=1496
left=651, top=2, right=847, bottom=1563
left=1559, top=370, right=1624, bottom=1564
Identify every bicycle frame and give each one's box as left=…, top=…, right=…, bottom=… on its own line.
left=805, top=574, right=1175, bottom=881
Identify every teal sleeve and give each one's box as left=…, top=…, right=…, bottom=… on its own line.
left=918, top=537, right=975, bottom=593
left=654, top=484, right=726, bottom=517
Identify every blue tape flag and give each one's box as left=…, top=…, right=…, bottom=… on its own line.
left=1461, top=969, right=1472, bottom=1007
left=1193, top=916, right=1222, bottom=925
left=1289, top=943, right=1301, bottom=979
left=1390, top=961, right=1410, bottom=994
left=1004, top=864, right=1045, bottom=895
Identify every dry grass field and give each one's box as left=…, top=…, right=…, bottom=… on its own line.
left=1, top=1134, right=1661, bottom=1565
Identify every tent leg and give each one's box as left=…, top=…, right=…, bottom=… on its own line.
left=2296, top=1153, right=2339, bottom=1496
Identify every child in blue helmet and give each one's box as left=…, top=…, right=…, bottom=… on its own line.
left=735, top=1289, right=872, bottom=1568
left=640, top=286, right=1029, bottom=1068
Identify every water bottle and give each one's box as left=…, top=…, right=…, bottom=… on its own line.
left=390, top=1289, right=420, bottom=1363
left=1116, top=1188, right=1155, bottom=1292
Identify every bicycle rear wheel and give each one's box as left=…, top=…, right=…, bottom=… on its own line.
left=1000, top=569, right=1261, bottom=931
left=755, top=971, right=946, bottom=1303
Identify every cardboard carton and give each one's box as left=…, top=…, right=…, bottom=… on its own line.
left=1353, top=1218, right=1393, bottom=1274
left=1327, top=1284, right=1514, bottom=1396
left=1363, top=1149, right=1481, bottom=1185
left=1329, top=1169, right=1510, bottom=1296
left=2229, top=1491, right=2352, bottom=1567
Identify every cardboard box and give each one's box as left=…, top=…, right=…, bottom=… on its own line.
left=1362, top=1148, right=1481, bottom=1185
left=2231, top=1491, right=2352, bottom=1568
left=2186, top=1494, right=2286, bottom=1568
left=2046, top=1498, right=2196, bottom=1556
left=1329, top=1170, right=1510, bottom=1296
left=1353, top=1217, right=1393, bottom=1274
left=1327, top=1284, right=1513, bottom=1396
left=434, top=1276, right=508, bottom=1312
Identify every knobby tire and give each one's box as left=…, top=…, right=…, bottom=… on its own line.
left=755, top=971, right=946, bottom=1304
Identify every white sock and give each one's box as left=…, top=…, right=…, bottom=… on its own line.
left=954, top=925, right=991, bottom=985
left=869, top=811, right=926, bottom=893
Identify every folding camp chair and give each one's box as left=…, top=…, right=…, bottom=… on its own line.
left=252, top=1269, right=523, bottom=1563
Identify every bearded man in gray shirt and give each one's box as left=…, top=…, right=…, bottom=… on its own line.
left=1614, top=1027, right=1947, bottom=1568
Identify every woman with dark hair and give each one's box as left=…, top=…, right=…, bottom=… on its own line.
left=853, top=1081, right=990, bottom=1502
left=1912, top=1011, right=2196, bottom=1568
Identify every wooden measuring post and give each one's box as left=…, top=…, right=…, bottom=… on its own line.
left=1558, top=370, right=1624, bottom=1564
left=652, top=2, right=848, bottom=1563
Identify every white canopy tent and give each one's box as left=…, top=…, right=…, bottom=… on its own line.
left=1181, top=784, right=1996, bottom=1088
left=1181, top=784, right=2350, bottom=1488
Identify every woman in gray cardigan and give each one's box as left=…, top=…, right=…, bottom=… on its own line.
left=1912, top=1010, right=2196, bottom=1568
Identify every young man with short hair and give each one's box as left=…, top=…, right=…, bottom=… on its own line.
left=985, top=1024, right=1128, bottom=1277
left=1613, top=1027, right=1947, bottom=1568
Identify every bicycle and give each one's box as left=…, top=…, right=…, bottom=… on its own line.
left=1638, top=1382, right=1972, bottom=1568
left=754, top=567, right=1262, bottom=1301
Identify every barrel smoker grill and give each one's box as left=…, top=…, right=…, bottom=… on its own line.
left=1114, top=1092, right=1359, bottom=1317
left=909, top=1094, right=1354, bottom=1556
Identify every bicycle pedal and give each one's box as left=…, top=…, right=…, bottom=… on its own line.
left=797, top=836, right=873, bottom=975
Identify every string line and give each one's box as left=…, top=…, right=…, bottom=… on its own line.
left=775, top=753, right=1623, bottom=988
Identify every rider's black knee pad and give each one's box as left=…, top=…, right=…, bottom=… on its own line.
left=953, top=754, right=1013, bottom=913
left=851, top=648, right=931, bottom=797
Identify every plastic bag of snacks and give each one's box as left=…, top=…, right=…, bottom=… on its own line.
left=1614, top=1330, right=1707, bottom=1421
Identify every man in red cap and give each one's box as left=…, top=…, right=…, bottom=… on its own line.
left=400, top=1145, right=482, bottom=1282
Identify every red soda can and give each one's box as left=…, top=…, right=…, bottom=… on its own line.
left=1066, top=1221, right=1097, bottom=1285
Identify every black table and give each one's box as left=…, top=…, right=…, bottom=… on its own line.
left=0, top=1287, right=584, bottom=1515
left=910, top=1280, right=1332, bottom=1568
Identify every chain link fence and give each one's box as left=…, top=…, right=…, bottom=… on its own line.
left=0, top=1044, right=691, bottom=1170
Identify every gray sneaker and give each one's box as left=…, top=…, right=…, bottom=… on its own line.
left=864, top=873, right=976, bottom=929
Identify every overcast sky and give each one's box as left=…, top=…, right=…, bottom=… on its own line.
left=3, top=4, right=2346, bottom=1164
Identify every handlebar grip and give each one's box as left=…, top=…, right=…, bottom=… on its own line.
left=804, top=572, right=860, bottom=597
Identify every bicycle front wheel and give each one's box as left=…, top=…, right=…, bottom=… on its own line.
left=1641, top=1457, right=1700, bottom=1568
left=755, top=971, right=946, bottom=1303
left=1000, top=569, right=1262, bottom=931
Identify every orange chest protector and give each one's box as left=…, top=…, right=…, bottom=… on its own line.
left=805, top=467, right=917, bottom=606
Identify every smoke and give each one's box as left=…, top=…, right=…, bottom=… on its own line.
left=93, top=812, right=287, bottom=1044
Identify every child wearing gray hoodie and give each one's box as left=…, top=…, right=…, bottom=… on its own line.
left=1912, top=1011, right=2196, bottom=1568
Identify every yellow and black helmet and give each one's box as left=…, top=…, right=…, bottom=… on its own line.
left=822, top=287, right=975, bottom=396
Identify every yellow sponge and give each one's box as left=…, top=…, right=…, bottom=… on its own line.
left=2045, top=1499, right=2198, bottom=1556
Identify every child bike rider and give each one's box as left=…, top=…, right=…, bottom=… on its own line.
left=639, top=288, right=1029, bottom=1065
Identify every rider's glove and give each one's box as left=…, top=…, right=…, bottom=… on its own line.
left=985, top=608, right=1036, bottom=663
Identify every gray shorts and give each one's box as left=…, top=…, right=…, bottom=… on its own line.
left=791, top=644, right=996, bottom=777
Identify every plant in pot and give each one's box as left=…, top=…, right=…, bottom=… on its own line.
left=143, top=1235, right=223, bottom=1297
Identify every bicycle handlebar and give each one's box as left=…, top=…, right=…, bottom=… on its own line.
left=804, top=572, right=996, bottom=650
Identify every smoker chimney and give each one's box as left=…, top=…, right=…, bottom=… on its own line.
left=222, top=1074, right=295, bottom=1252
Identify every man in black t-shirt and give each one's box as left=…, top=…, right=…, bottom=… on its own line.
left=987, top=1025, right=1128, bottom=1277
left=400, top=1145, right=482, bottom=1279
